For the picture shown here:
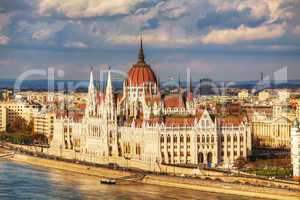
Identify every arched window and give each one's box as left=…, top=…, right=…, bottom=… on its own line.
left=180, top=135, right=184, bottom=143
left=160, top=136, right=164, bottom=143
left=174, top=135, right=178, bottom=143
left=167, top=135, right=171, bottom=143
left=187, top=135, right=190, bottom=143
left=227, top=135, right=231, bottom=142
left=197, top=135, right=200, bottom=143
left=221, top=135, right=224, bottom=142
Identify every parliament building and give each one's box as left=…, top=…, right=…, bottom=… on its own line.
left=50, top=38, right=252, bottom=168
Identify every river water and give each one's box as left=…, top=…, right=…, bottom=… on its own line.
left=0, top=160, right=266, bottom=200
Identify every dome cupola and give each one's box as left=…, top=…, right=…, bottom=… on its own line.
left=127, top=36, right=157, bottom=87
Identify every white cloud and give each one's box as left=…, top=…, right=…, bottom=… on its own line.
left=32, top=29, right=55, bottom=40
left=293, top=25, right=300, bottom=36
left=0, top=35, right=10, bottom=45
left=64, top=41, right=88, bottom=48
left=2, top=0, right=297, bottom=51
left=0, top=13, right=13, bottom=32
left=0, top=59, right=15, bottom=65
left=37, top=0, right=156, bottom=18
left=211, top=0, right=295, bottom=23
left=109, top=27, right=199, bottom=47
left=29, top=22, right=65, bottom=41
left=201, top=24, right=286, bottom=44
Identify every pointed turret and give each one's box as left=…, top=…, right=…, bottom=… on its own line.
left=86, top=68, right=96, bottom=117
left=105, top=67, right=115, bottom=121
left=178, top=73, right=182, bottom=93
left=138, top=33, right=145, bottom=63
left=187, top=75, right=193, bottom=101
left=88, top=68, right=95, bottom=92
left=106, top=66, right=113, bottom=97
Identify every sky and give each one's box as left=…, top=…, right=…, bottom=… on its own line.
left=0, top=0, right=300, bottom=81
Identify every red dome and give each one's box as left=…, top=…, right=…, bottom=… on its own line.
left=127, top=63, right=157, bottom=86
left=127, top=37, right=157, bottom=86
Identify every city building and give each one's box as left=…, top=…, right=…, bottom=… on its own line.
left=252, top=112, right=291, bottom=148
left=258, top=90, right=270, bottom=102
left=291, top=119, right=300, bottom=181
left=0, top=104, right=6, bottom=132
left=277, top=90, right=290, bottom=102
left=50, top=38, right=252, bottom=168
left=33, top=112, right=55, bottom=139
left=0, top=90, right=13, bottom=101
left=238, top=90, right=249, bottom=99
left=0, top=100, right=39, bottom=130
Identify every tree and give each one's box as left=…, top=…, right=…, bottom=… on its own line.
left=234, top=157, right=247, bottom=169
left=33, top=134, right=48, bottom=145
left=7, top=118, right=33, bottom=134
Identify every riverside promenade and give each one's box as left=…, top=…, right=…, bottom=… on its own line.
left=7, top=153, right=300, bottom=200
left=1, top=143, right=299, bottom=200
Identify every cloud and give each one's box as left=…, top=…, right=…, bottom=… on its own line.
left=0, top=59, right=15, bottom=65
left=142, top=18, right=159, bottom=30
left=0, top=0, right=298, bottom=52
left=0, top=35, right=10, bottom=44
left=0, top=13, right=14, bottom=32
left=293, top=25, right=300, bottom=36
left=197, top=8, right=267, bottom=30
left=201, top=23, right=286, bottom=44
left=109, top=28, right=199, bottom=47
left=64, top=41, right=88, bottom=48
left=15, top=21, right=66, bottom=41
left=210, top=0, right=295, bottom=24
left=32, top=28, right=56, bottom=40
left=36, top=0, right=161, bottom=19
left=158, top=1, right=188, bottom=20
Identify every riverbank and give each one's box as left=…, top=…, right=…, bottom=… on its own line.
left=7, top=152, right=300, bottom=200
left=9, top=153, right=132, bottom=179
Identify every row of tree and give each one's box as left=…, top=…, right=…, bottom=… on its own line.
left=0, top=117, right=48, bottom=145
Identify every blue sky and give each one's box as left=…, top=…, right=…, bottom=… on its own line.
left=0, top=0, right=299, bottom=81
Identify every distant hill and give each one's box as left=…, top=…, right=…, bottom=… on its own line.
left=1, top=79, right=300, bottom=92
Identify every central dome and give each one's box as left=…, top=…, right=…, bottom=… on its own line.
left=127, top=38, right=157, bottom=87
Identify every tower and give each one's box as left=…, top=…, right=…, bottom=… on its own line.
left=105, top=67, right=116, bottom=122
left=138, top=33, right=145, bottom=63
left=86, top=68, right=96, bottom=117
left=105, top=67, right=119, bottom=157
left=187, top=71, right=193, bottom=102
left=291, top=119, right=300, bottom=181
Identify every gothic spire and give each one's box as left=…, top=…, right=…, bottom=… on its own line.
left=105, top=66, right=115, bottom=121
left=186, top=68, right=193, bottom=101
left=88, top=67, right=94, bottom=93
left=86, top=67, right=96, bottom=117
left=178, top=73, right=181, bottom=92
left=138, top=33, right=145, bottom=63
left=106, top=66, right=112, bottom=95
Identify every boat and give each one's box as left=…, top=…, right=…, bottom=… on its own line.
left=100, top=178, right=117, bottom=185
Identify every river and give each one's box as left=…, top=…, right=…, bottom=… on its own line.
left=0, top=160, right=267, bottom=200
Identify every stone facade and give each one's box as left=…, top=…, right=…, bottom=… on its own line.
left=291, top=120, right=300, bottom=180
left=33, top=112, right=55, bottom=138
left=0, top=100, right=39, bottom=130
left=252, top=112, right=291, bottom=148
left=50, top=40, right=252, bottom=169
left=0, top=104, right=6, bottom=132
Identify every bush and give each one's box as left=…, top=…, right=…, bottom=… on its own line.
left=234, top=157, right=248, bottom=169
left=0, top=133, right=33, bottom=145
